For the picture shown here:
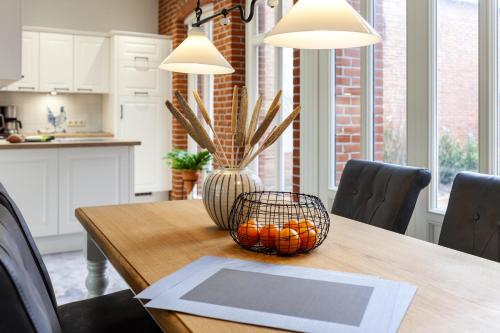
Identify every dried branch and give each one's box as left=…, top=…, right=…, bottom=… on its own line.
left=246, top=95, right=262, bottom=145
left=174, top=92, right=218, bottom=156
left=193, top=90, right=231, bottom=166
left=193, top=90, right=212, bottom=127
left=249, top=103, right=280, bottom=147
left=235, top=86, right=248, bottom=147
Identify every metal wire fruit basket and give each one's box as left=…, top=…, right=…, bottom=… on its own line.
left=228, top=191, right=330, bottom=255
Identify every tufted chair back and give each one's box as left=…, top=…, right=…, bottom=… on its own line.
left=332, top=159, right=431, bottom=234
left=439, top=172, right=500, bottom=262
left=0, top=183, right=62, bottom=333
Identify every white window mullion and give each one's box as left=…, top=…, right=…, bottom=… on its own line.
left=428, top=0, right=439, bottom=214
left=360, top=0, right=375, bottom=161
left=276, top=44, right=284, bottom=190
left=479, top=0, right=498, bottom=175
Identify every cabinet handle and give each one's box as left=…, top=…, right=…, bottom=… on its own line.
left=77, top=88, right=93, bottom=92
left=134, top=91, right=149, bottom=96
left=134, top=56, right=149, bottom=61
left=54, top=87, right=70, bottom=92
left=18, top=86, right=35, bottom=91
left=120, top=105, right=124, bottom=120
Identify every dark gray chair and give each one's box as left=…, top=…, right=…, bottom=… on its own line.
left=0, top=183, right=162, bottom=333
left=332, top=159, right=431, bottom=234
left=439, top=172, right=500, bottom=262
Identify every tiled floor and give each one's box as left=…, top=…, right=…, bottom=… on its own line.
left=42, top=251, right=128, bottom=305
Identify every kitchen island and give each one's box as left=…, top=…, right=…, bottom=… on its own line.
left=0, top=138, right=140, bottom=254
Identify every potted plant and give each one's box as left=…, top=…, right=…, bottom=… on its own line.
left=165, top=149, right=212, bottom=195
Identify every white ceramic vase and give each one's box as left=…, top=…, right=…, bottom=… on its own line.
left=202, top=168, right=263, bottom=229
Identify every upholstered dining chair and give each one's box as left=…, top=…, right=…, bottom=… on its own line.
left=0, top=183, right=162, bottom=333
left=439, top=172, right=500, bottom=262
left=332, top=159, right=431, bottom=234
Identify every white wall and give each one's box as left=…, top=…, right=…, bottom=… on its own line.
left=22, top=0, right=159, bottom=33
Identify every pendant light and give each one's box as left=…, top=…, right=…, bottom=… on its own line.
left=160, top=0, right=381, bottom=74
left=264, top=0, right=381, bottom=49
left=159, top=27, right=234, bottom=75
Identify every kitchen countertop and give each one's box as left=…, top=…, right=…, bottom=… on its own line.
left=0, top=139, right=140, bottom=150
left=24, top=132, right=115, bottom=138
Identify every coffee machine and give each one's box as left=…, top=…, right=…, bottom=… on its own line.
left=0, top=106, right=22, bottom=138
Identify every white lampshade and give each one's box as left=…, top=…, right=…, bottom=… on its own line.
left=264, top=0, right=381, bottom=49
left=159, top=27, right=234, bottom=75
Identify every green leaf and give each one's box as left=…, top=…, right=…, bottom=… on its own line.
left=165, top=149, right=212, bottom=171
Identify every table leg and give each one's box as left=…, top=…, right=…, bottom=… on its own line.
left=84, top=233, right=109, bottom=298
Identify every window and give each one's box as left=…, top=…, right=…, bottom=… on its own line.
left=248, top=0, right=294, bottom=191
left=373, top=0, right=407, bottom=165
left=312, top=0, right=497, bottom=241
left=434, top=0, right=479, bottom=210
left=329, top=0, right=407, bottom=188
left=331, top=0, right=362, bottom=187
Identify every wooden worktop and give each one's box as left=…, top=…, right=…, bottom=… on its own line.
left=0, top=139, right=140, bottom=149
left=76, top=200, right=500, bottom=333
left=23, top=132, right=114, bottom=138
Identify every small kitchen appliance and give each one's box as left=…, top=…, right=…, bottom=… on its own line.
left=0, top=106, right=22, bottom=137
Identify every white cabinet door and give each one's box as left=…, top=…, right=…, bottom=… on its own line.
left=40, top=32, right=73, bottom=92
left=118, top=60, right=165, bottom=97
left=8, top=31, right=39, bottom=92
left=74, top=36, right=109, bottom=93
left=117, top=36, right=168, bottom=62
left=0, top=0, right=21, bottom=88
left=0, top=150, right=58, bottom=237
left=118, top=97, right=169, bottom=193
left=58, top=147, right=130, bottom=235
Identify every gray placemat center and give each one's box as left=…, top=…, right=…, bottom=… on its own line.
left=180, top=268, right=373, bottom=327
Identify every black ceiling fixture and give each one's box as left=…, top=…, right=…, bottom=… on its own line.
left=191, top=0, right=279, bottom=28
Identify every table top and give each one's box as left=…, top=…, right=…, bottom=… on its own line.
left=76, top=200, right=500, bottom=333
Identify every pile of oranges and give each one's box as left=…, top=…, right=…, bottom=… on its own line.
left=236, top=218, right=319, bottom=255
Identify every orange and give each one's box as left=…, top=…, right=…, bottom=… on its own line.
left=259, top=224, right=279, bottom=249
left=283, top=219, right=299, bottom=232
left=237, top=223, right=259, bottom=247
left=246, top=218, right=260, bottom=229
left=298, top=219, right=316, bottom=230
left=275, top=228, right=301, bottom=255
left=298, top=227, right=317, bottom=251
left=247, top=218, right=258, bottom=226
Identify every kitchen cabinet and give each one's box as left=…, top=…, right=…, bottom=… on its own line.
left=118, top=96, right=169, bottom=193
left=74, top=36, right=109, bottom=93
left=58, top=147, right=130, bottom=234
left=0, top=144, right=135, bottom=253
left=117, top=35, right=167, bottom=63
left=118, top=60, right=165, bottom=97
left=40, top=32, right=74, bottom=92
left=8, top=31, right=39, bottom=92
left=0, top=150, right=58, bottom=237
left=104, top=33, right=172, bottom=195
left=0, top=0, right=21, bottom=88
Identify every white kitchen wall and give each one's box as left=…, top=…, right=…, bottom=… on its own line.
left=22, top=0, right=159, bottom=33
left=0, top=92, right=102, bottom=133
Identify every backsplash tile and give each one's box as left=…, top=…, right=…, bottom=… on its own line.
left=0, top=92, right=103, bottom=133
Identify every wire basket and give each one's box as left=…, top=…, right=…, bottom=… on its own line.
left=229, top=191, right=331, bottom=255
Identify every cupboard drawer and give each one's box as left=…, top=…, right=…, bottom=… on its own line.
left=117, top=36, right=168, bottom=62
left=117, top=61, right=166, bottom=97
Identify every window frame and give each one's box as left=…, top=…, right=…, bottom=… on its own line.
left=246, top=0, right=294, bottom=191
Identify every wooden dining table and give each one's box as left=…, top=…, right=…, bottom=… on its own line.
left=76, top=200, right=500, bottom=333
